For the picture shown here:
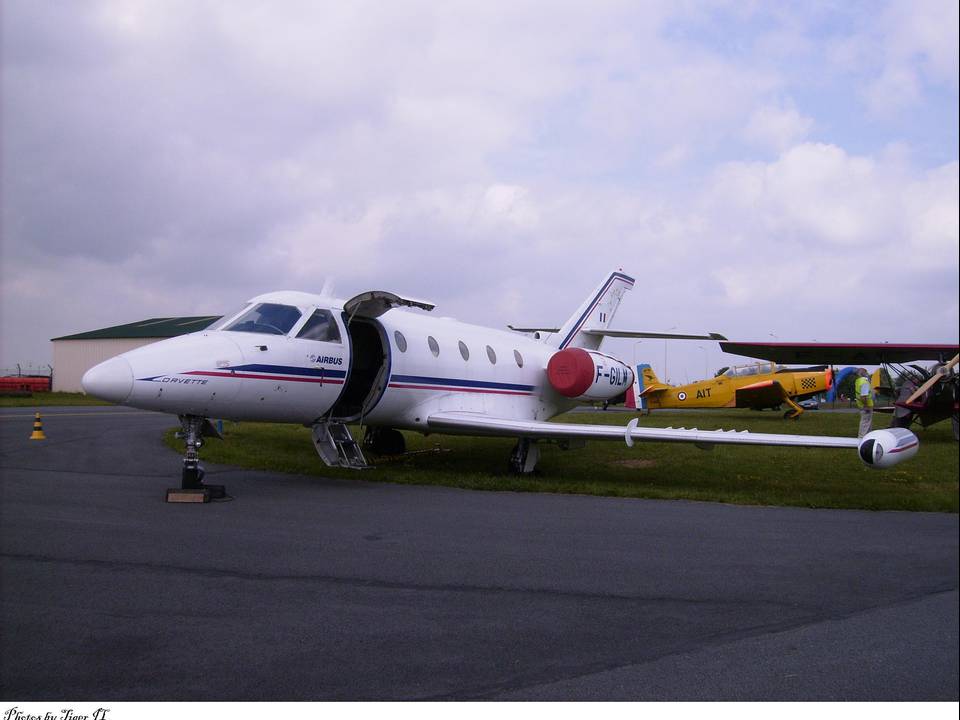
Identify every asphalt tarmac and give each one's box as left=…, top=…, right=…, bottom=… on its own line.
left=1, top=407, right=957, bottom=700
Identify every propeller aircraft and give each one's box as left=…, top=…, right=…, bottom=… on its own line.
left=627, top=361, right=833, bottom=419
left=81, top=270, right=920, bottom=501
left=720, top=342, right=959, bottom=440
left=890, top=354, right=959, bottom=438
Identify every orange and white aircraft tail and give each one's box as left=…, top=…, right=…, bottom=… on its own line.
left=548, top=270, right=635, bottom=351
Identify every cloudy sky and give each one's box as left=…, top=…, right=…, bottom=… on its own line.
left=2, top=0, right=958, bottom=382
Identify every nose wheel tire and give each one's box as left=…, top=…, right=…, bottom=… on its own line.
left=181, top=464, right=206, bottom=488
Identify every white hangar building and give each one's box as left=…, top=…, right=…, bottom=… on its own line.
left=51, top=316, right=221, bottom=392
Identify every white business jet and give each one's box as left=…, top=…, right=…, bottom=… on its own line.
left=82, top=270, right=919, bottom=496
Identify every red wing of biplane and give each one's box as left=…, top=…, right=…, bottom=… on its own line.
left=718, top=342, right=960, bottom=366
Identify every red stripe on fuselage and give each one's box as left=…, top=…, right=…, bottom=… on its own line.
left=185, top=370, right=343, bottom=385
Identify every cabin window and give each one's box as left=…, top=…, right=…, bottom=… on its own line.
left=296, top=309, right=341, bottom=343
left=394, top=330, right=407, bottom=352
left=486, top=345, right=497, bottom=364
left=428, top=336, right=440, bottom=357
left=514, top=350, right=524, bottom=368
left=458, top=341, right=470, bottom=361
left=224, top=303, right=302, bottom=335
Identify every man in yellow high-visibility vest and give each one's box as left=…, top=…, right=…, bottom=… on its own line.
left=855, top=367, right=874, bottom=438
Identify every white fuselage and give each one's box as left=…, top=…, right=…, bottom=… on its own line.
left=82, top=290, right=577, bottom=431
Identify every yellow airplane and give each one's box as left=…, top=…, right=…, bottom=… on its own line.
left=626, top=361, right=834, bottom=419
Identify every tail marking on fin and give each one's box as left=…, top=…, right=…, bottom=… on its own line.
left=558, top=271, right=635, bottom=349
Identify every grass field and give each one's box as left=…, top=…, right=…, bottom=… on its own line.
left=0, top=392, right=112, bottom=407
left=164, top=409, right=958, bottom=512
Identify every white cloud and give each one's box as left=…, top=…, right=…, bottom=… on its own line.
left=862, top=0, right=959, bottom=115
left=742, top=101, right=814, bottom=152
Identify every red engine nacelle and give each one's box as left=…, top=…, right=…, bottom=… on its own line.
left=546, top=347, right=634, bottom=401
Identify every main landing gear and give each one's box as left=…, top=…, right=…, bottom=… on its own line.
left=363, top=426, right=406, bottom=456
left=508, top=438, right=540, bottom=475
left=782, top=397, right=804, bottom=420
left=166, top=415, right=226, bottom=503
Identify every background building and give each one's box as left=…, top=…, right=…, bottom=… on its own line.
left=51, top=316, right=221, bottom=392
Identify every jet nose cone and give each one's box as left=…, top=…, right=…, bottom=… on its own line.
left=82, top=356, right=134, bottom=403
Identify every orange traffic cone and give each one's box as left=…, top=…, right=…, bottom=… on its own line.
left=29, top=412, right=46, bottom=440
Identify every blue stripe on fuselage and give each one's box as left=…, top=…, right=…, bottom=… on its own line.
left=231, top=363, right=347, bottom=379
left=390, top=374, right=534, bottom=392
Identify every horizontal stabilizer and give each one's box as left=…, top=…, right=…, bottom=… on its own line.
left=508, top=325, right=560, bottom=333
left=584, top=329, right=728, bottom=341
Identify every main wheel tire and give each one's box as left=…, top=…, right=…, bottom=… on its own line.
left=365, top=427, right=406, bottom=455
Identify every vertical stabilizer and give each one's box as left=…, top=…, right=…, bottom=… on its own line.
left=548, top=270, right=636, bottom=350
left=626, top=362, right=652, bottom=411
left=639, top=364, right=669, bottom=391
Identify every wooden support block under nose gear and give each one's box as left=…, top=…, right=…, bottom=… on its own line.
left=165, top=488, right=210, bottom=503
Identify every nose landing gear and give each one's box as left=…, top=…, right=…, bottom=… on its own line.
left=166, top=415, right=226, bottom=503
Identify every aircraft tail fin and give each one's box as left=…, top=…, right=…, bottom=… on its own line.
left=638, top=364, right=670, bottom=393
left=626, top=363, right=672, bottom=410
left=547, top=270, right=635, bottom=350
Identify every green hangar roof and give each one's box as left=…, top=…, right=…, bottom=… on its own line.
left=52, top=316, right=223, bottom=341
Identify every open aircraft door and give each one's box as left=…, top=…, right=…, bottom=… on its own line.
left=343, top=291, right=435, bottom=320
left=332, top=291, right=435, bottom=422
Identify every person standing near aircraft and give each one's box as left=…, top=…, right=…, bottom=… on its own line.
left=855, top=368, right=874, bottom=438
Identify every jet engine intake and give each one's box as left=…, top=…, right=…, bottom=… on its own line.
left=547, top=347, right=634, bottom=401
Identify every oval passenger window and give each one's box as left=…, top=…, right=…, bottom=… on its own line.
left=514, top=350, right=523, bottom=368
left=428, top=336, right=440, bottom=357
left=486, top=345, right=497, bottom=364
left=458, top=341, right=470, bottom=361
left=394, top=330, right=407, bottom=352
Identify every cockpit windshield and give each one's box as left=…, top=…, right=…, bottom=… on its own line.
left=722, top=362, right=782, bottom=378
left=223, top=303, right=303, bottom=335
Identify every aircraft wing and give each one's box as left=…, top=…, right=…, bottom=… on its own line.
left=719, top=341, right=960, bottom=365
left=427, top=411, right=858, bottom=450
left=734, top=380, right=789, bottom=409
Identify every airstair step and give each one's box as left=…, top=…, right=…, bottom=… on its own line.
left=312, top=422, right=369, bottom=469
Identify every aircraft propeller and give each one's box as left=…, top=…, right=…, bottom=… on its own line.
left=905, top=354, right=959, bottom=405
